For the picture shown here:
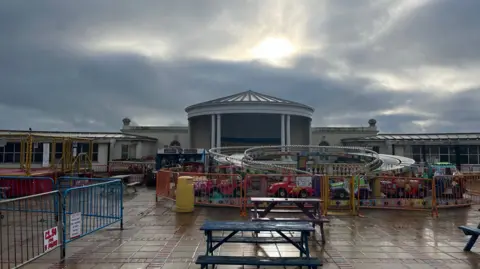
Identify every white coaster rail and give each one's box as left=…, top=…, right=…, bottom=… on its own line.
left=208, top=145, right=384, bottom=175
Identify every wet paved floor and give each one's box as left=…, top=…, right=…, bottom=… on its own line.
left=25, top=187, right=480, bottom=269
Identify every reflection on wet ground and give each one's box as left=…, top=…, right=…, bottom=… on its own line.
left=24, top=188, right=480, bottom=269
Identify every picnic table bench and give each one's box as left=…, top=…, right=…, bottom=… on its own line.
left=251, top=197, right=329, bottom=243
left=196, top=256, right=321, bottom=268
left=197, top=220, right=321, bottom=269
left=111, top=175, right=140, bottom=193
left=458, top=223, right=480, bottom=251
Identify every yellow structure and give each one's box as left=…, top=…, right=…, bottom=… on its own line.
left=320, top=175, right=359, bottom=216
left=0, top=133, right=94, bottom=176
left=175, top=176, right=195, bottom=213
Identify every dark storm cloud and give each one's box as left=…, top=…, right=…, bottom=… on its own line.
left=0, top=0, right=479, bottom=132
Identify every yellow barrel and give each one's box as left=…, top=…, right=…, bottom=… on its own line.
left=175, top=176, right=195, bottom=213
left=373, top=177, right=382, bottom=198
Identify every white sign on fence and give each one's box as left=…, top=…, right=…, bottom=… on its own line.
left=296, top=176, right=312, bottom=187
left=43, top=226, right=58, bottom=252
left=70, top=212, right=82, bottom=239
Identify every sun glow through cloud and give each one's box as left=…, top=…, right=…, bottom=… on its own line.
left=249, top=37, right=296, bottom=66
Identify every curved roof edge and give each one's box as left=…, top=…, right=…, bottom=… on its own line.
left=186, top=103, right=314, bottom=118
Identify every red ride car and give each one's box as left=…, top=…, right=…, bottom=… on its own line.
left=267, top=176, right=315, bottom=198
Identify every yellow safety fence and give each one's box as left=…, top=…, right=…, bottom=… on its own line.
left=463, top=173, right=480, bottom=203
left=155, top=171, right=476, bottom=218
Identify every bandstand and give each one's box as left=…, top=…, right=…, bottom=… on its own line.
left=185, top=90, right=314, bottom=149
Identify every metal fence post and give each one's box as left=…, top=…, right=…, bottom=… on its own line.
left=60, top=191, right=66, bottom=260
left=120, top=181, right=124, bottom=230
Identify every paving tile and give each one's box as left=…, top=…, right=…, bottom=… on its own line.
left=91, top=264, right=123, bottom=269
left=118, top=264, right=149, bottom=269
left=138, top=246, right=162, bottom=252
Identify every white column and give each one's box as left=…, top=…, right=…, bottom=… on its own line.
left=188, top=120, right=192, bottom=148
left=281, top=114, right=285, bottom=151
left=308, top=119, right=312, bottom=146
left=135, top=142, right=142, bottom=159
left=286, top=115, right=291, bottom=146
left=211, top=115, right=215, bottom=148
left=216, top=114, right=221, bottom=148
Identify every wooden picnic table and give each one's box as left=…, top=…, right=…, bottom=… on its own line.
left=197, top=220, right=321, bottom=268
left=250, top=197, right=328, bottom=243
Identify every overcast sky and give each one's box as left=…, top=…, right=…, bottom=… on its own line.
left=1, top=0, right=479, bottom=133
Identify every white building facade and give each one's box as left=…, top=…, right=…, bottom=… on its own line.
left=3, top=90, right=480, bottom=170
left=343, top=134, right=480, bottom=169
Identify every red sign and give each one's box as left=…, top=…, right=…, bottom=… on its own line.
left=43, top=227, right=58, bottom=252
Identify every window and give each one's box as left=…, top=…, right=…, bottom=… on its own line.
left=449, top=147, right=456, bottom=164
left=440, top=154, right=449, bottom=162
left=458, top=146, right=468, bottom=165
left=74, top=143, right=99, bottom=162
left=412, top=146, right=423, bottom=162
left=372, top=146, right=380, bottom=153
left=458, top=146, right=468, bottom=155
left=448, top=154, right=456, bottom=164
left=412, top=146, right=422, bottom=154
left=92, top=144, right=99, bottom=162
left=54, top=143, right=63, bottom=160
left=428, top=146, right=439, bottom=155
left=438, top=146, right=451, bottom=163
left=121, top=145, right=129, bottom=160
left=0, top=141, right=100, bottom=163
left=32, top=142, right=44, bottom=163
left=0, top=142, right=52, bottom=164
left=439, top=146, right=449, bottom=155
left=469, top=145, right=479, bottom=164
left=458, top=154, right=469, bottom=165
left=424, top=145, right=458, bottom=163
left=470, top=154, right=479, bottom=165
left=2, top=142, right=20, bottom=163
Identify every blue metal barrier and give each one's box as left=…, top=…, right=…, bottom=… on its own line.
left=61, top=179, right=123, bottom=258
left=0, top=176, right=55, bottom=199
left=0, top=176, right=125, bottom=263
left=0, top=191, right=61, bottom=268
left=57, top=176, right=118, bottom=191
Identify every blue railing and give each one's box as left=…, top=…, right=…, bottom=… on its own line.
left=60, top=179, right=123, bottom=258
left=0, top=191, right=61, bottom=268
left=0, top=176, right=125, bottom=264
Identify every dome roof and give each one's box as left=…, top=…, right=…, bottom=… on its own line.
left=185, top=90, right=314, bottom=118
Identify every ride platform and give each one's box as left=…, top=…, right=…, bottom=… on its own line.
left=0, top=168, right=58, bottom=176
left=0, top=167, right=90, bottom=177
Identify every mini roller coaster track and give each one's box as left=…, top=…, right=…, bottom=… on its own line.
left=208, top=145, right=385, bottom=175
